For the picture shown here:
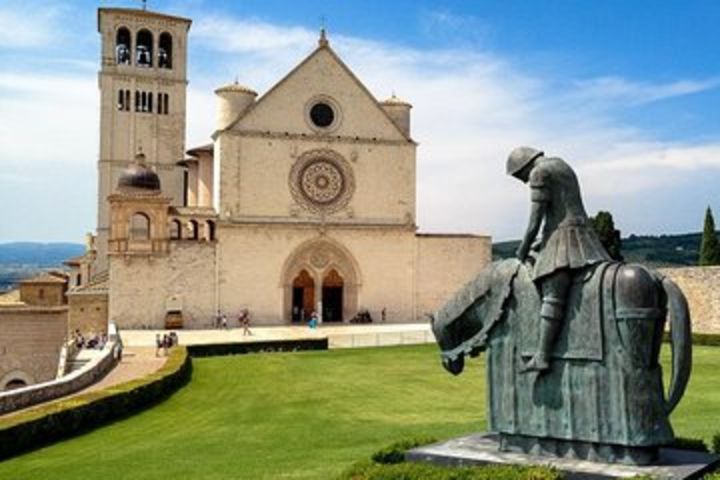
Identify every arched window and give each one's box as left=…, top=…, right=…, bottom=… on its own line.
left=188, top=220, right=199, bottom=240
left=130, top=212, right=151, bottom=240
left=135, top=90, right=141, bottom=111
left=206, top=220, right=216, bottom=241
left=4, top=379, right=27, bottom=391
left=170, top=219, right=182, bottom=240
left=118, top=90, right=125, bottom=111
left=116, top=27, right=131, bottom=65
left=148, top=92, right=153, bottom=113
left=136, top=29, right=153, bottom=67
left=159, top=32, right=173, bottom=69
left=125, top=90, right=131, bottom=110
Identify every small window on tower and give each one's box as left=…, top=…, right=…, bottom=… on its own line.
left=116, top=27, right=131, bottom=65
left=118, top=90, right=125, bottom=111
left=135, top=90, right=141, bottom=111
left=159, top=33, right=173, bottom=69
left=136, top=29, right=153, bottom=67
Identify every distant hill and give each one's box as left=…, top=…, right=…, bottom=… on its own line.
left=493, top=233, right=703, bottom=268
left=0, top=242, right=84, bottom=291
left=0, top=242, right=85, bottom=265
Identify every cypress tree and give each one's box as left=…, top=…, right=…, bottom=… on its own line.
left=699, top=206, right=720, bottom=266
left=590, top=211, right=623, bottom=261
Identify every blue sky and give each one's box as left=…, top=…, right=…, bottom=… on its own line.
left=0, top=0, right=718, bottom=242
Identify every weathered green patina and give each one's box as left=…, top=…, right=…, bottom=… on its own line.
left=432, top=148, right=692, bottom=465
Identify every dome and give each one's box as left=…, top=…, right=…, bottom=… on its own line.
left=214, top=82, right=257, bottom=96
left=380, top=94, right=412, bottom=107
left=117, top=156, right=161, bottom=192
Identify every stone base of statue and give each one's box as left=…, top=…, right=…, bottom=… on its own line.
left=406, top=433, right=720, bottom=480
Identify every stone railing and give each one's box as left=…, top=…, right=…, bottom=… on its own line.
left=0, top=325, right=123, bottom=416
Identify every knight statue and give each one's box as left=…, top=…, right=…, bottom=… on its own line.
left=507, top=147, right=610, bottom=372
left=430, top=147, right=692, bottom=466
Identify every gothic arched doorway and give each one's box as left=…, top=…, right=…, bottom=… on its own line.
left=281, top=239, right=361, bottom=324
left=291, top=269, right=315, bottom=323
left=322, top=269, right=344, bottom=322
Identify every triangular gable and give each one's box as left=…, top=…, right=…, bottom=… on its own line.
left=224, top=42, right=413, bottom=142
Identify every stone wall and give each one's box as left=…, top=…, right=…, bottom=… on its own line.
left=0, top=339, right=121, bottom=414
left=19, top=283, right=66, bottom=307
left=68, top=292, right=109, bottom=335
left=109, top=242, right=217, bottom=329
left=660, top=266, right=720, bottom=334
left=415, top=234, right=492, bottom=318
left=0, top=306, right=68, bottom=389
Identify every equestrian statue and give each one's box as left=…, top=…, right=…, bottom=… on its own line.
left=431, top=147, right=692, bottom=465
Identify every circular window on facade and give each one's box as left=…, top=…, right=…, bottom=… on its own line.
left=289, top=149, right=355, bottom=214
left=305, top=96, right=341, bottom=132
left=309, top=102, right=335, bottom=128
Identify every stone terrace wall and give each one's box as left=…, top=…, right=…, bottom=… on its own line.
left=0, top=307, right=68, bottom=388
left=660, top=266, right=720, bottom=334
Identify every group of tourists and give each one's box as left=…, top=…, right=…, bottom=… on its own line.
left=214, top=309, right=252, bottom=335
left=73, top=329, right=108, bottom=350
left=155, top=331, right=178, bottom=357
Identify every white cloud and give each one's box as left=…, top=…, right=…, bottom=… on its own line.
left=572, top=76, right=720, bottom=106
left=2, top=11, right=719, bottom=241
left=0, top=5, right=60, bottom=48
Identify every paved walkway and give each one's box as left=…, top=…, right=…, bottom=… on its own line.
left=120, top=323, right=435, bottom=349
left=83, top=347, right=167, bottom=393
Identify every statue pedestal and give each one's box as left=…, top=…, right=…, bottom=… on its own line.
left=406, top=433, right=720, bottom=479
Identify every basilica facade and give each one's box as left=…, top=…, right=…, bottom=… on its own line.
left=68, top=7, right=491, bottom=329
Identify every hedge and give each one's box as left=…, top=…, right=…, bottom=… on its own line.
left=663, top=331, right=720, bottom=347
left=0, top=346, right=191, bottom=460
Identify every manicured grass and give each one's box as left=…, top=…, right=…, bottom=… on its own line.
left=0, top=344, right=718, bottom=479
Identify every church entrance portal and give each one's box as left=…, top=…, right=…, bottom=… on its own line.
left=322, top=269, right=344, bottom=322
left=291, top=270, right=315, bottom=323
left=282, top=239, right=360, bottom=324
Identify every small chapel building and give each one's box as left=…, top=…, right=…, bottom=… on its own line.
left=68, top=7, right=491, bottom=329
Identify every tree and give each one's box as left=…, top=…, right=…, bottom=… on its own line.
left=590, top=211, right=623, bottom=261
left=699, top=206, right=720, bottom=266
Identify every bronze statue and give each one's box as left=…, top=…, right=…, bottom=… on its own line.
left=507, top=147, right=610, bottom=372
left=431, top=147, right=692, bottom=465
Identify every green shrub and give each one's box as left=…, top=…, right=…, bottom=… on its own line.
left=371, top=436, right=437, bottom=464
left=339, top=461, right=562, bottom=480
left=0, top=346, right=191, bottom=460
left=673, top=436, right=709, bottom=452
left=711, top=433, right=720, bottom=454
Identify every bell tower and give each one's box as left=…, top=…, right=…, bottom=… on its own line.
left=95, top=7, right=191, bottom=272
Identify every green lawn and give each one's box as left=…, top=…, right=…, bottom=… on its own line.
left=0, top=344, right=718, bottom=479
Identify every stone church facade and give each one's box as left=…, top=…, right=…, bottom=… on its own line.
left=69, top=7, right=491, bottom=329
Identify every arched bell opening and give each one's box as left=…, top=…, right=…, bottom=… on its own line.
left=158, top=32, right=173, bottom=69
left=136, top=29, right=153, bottom=67
left=116, top=27, right=131, bottom=65
left=291, top=269, right=315, bottom=323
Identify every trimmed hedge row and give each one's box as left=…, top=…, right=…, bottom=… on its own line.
left=0, top=346, right=191, bottom=460
left=186, top=338, right=328, bottom=357
left=663, top=331, right=720, bottom=347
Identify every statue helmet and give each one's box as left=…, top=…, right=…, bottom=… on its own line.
left=506, top=147, right=544, bottom=177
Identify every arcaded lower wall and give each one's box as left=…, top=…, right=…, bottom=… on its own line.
left=415, top=234, right=492, bottom=319
left=660, top=266, right=720, bottom=334
left=0, top=307, right=68, bottom=388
